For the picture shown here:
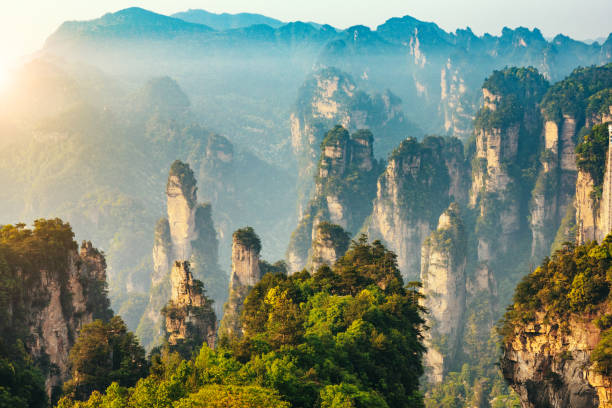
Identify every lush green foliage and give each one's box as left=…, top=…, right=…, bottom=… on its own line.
left=231, top=235, right=425, bottom=407
left=0, top=340, right=47, bottom=408
left=502, top=236, right=612, bottom=335
left=541, top=63, right=612, bottom=123
left=425, top=364, right=520, bottom=408
left=475, top=67, right=549, bottom=130
left=576, top=123, right=610, bottom=187
left=63, top=317, right=148, bottom=400
left=501, top=237, right=612, bottom=338
left=169, top=160, right=197, bottom=203
left=386, top=136, right=460, bottom=224
left=232, top=227, right=262, bottom=254
left=586, top=88, right=612, bottom=119
left=320, top=125, right=350, bottom=149
left=592, top=328, right=612, bottom=374
left=316, top=222, right=351, bottom=256
left=61, top=237, right=425, bottom=408
left=0, top=219, right=114, bottom=405
left=500, top=235, right=612, bottom=379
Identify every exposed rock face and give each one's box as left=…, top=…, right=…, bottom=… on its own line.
left=469, top=69, right=548, bottom=287
left=9, top=239, right=112, bottom=397
left=576, top=170, right=604, bottom=243
left=501, top=312, right=612, bottom=408
left=439, top=60, right=475, bottom=140
left=601, top=125, right=612, bottom=237
left=291, top=67, right=418, bottom=214
left=287, top=126, right=379, bottom=273
left=420, top=204, right=467, bottom=384
left=310, top=222, right=351, bottom=270
left=152, top=218, right=172, bottom=285
left=530, top=117, right=578, bottom=258
left=166, top=163, right=198, bottom=260
left=576, top=125, right=612, bottom=244
left=163, top=261, right=216, bottom=353
left=220, top=227, right=263, bottom=338
left=367, top=136, right=467, bottom=280
left=138, top=160, right=227, bottom=350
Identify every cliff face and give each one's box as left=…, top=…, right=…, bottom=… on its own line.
left=138, top=160, right=227, bottom=350
left=163, top=261, right=216, bottom=354
left=166, top=164, right=198, bottom=260
left=420, top=204, right=467, bottom=384
left=499, top=236, right=612, bottom=408
left=310, top=222, right=351, bottom=270
left=367, top=136, right=467, bottom=280
left=466, top=71, right=550, bottom=321
left=287, top=126, right=379, bottom=273
left=291, top=67, right=418, bottom=213
left=501, top=313, right=610, bottom=408
left=530, top=117, right=578, bottom=257
left=576, top=124, right=612, bottom=245
left=38, top=241, right=111, bottom=396
left=219, top=227, right=263, bottom=338
left=0, top=220, right=113, bottom=399
left=439, top=59, right=479, bottom=140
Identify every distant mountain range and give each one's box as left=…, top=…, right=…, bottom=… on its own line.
left=171, top=9, right=285, bottom=30
left=43, top=6, right=612, bottom=145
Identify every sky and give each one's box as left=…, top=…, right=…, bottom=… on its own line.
left=2, top=0, right=611, bottom=69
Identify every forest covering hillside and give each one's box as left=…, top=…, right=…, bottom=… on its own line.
left=2, top=6, right=612, bottom=408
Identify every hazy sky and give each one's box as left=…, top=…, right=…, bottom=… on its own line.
left=2, top=0, right=611, bottom=68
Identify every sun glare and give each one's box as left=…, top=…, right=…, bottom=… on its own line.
left=0, top=59, right=12, bottom=93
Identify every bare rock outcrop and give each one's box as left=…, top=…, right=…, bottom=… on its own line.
left=501, top=312, right=611, bottom=408
left=576, top=124, right=612, bottom=244
left=310, top=222, right=350, bottom=270
left=367, top=136, right=467, bottom=280
left=420, top=204, right=467, bottom=383
left=291, top=67, right=417, bottom=215
left=162, top=261, right=216, bottom=354
left=3, top=227, right=112, bottom=399
left=219, top=227, right=263, bottom=338
left=138, top=160, right=227, bottom=350
left=287, top=126, right=379, bottom=273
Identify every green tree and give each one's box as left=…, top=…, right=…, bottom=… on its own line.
left=64, top=317, right=148, bottom=400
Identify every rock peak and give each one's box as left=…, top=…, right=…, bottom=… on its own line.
left=220, top=227, right=265, bottom=339
left=163, top=260, right=216, bottom=354
left=231, top=227, right=262, bottom=286
left=310, top=222, right=350, bottom=270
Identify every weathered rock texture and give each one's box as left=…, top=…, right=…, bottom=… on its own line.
left=538, top=65, right=612, bottom=250
left=367, top=136, right=467, bottom=280
left=162, top=261, right=216, bottom=354
left=502, top=312, right=612, bottom=408
left=287, top=126, right=379, bottom=273
left=5, top=239, right=112, bottom=397
left=291, top=67, right=418, bottom=214
left=420, top=204, right=467, bottom=383
left=576, top=125, right=612, bottom=244
left=219, top=227, right=263, bottom=338
left=465, top=71, right=550, bottom=333
left=310, top=222, right=351, bottom=270
left=138, top=160, right=227, bottom=350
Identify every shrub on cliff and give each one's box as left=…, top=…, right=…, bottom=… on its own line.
left=59, top=237, right=426, bottom=408
left=576, top=123, right=610, bottom=188
left=501, top=235, right=612, bottom=340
